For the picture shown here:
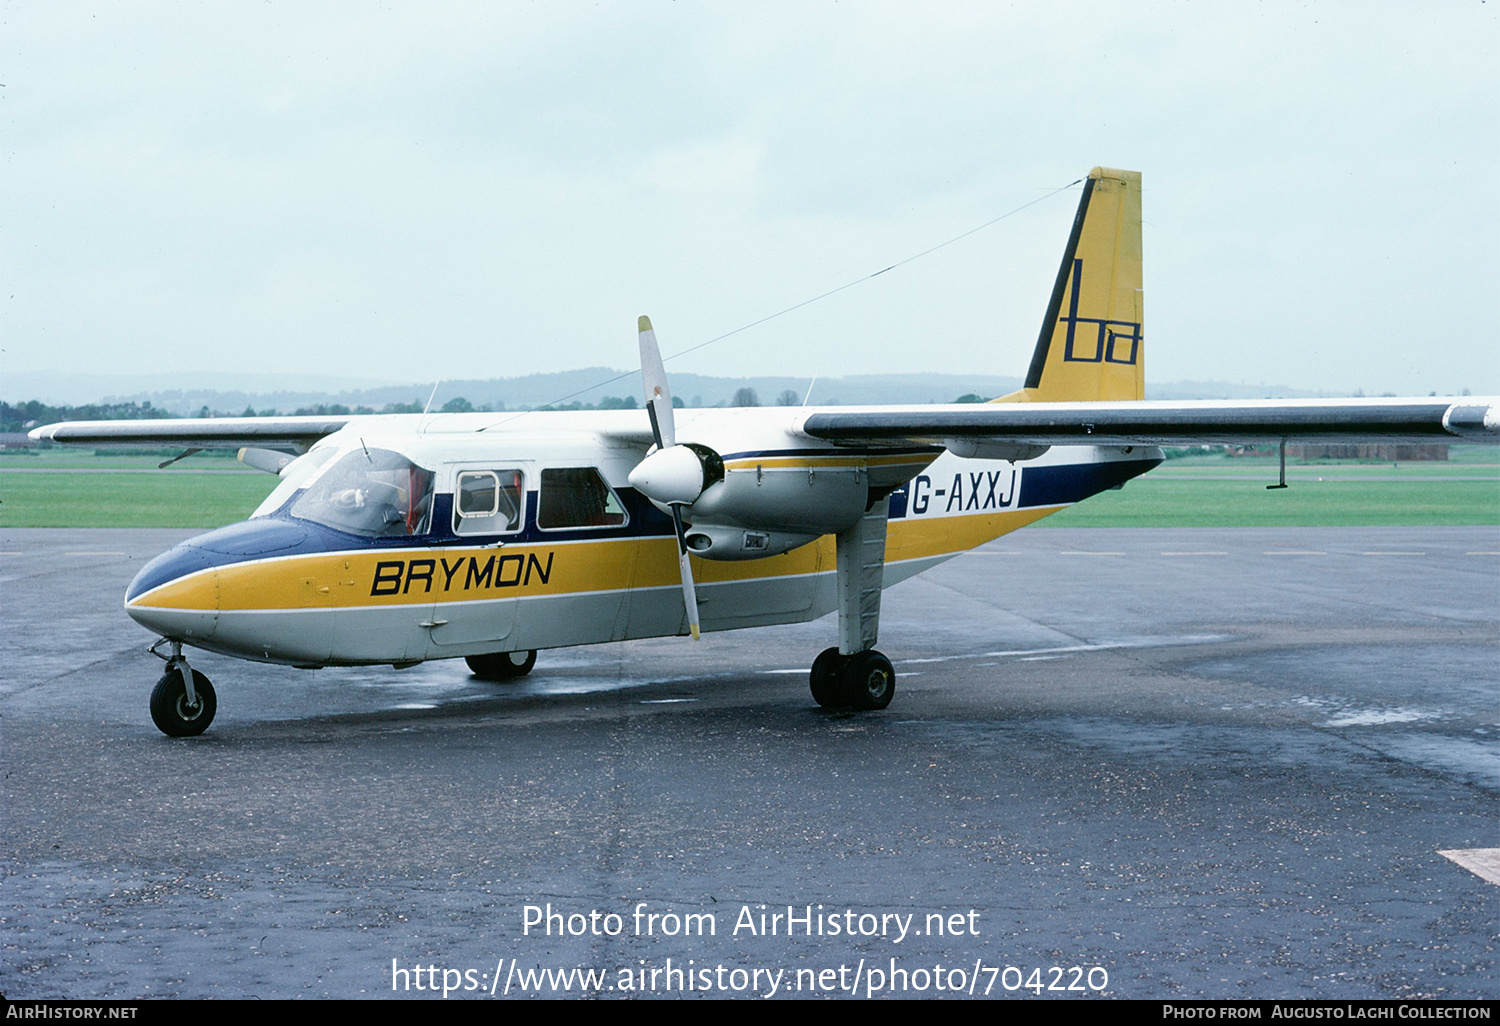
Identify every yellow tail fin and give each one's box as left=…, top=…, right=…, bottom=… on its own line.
left=995, top=167, right=1144, bottom=403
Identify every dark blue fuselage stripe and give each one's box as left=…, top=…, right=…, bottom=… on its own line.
left=1017, top=458, right=1159, bottom=507
left=127, top=460, right=1161, bottom=601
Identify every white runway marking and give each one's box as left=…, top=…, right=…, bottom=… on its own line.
left=1438, top=849, right=1500, bottom=886
left=899, top=634, right=1232, bottom=666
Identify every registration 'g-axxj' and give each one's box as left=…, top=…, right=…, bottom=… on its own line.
left=32, top=168, right=1499, bottom=736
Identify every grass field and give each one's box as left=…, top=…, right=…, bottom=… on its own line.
left=2, top=449, right=1496, bottom=529
left=1044, top=476, right=1500, bottom=527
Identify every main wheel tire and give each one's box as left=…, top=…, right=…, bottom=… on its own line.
left=843, top=650, right=895, bottom=711
left=150, top=668, right=217, bottom=737
left=466, top=650, right=537, bottom=681
left=809, top=647, right=845, bottom=708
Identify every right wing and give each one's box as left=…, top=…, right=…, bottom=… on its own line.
left=796, top=397, right=1500, bottom=451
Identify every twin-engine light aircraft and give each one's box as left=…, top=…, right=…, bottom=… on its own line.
left=32, top=168, right=1499, bottom=736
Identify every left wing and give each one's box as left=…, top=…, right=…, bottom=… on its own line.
left=796, top=397, right=1499, bottom=451
left=28, top=415, right=353, bottom=452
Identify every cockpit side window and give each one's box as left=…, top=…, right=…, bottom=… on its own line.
left=289, top=448, right=435, bottom=537
left=250, top=446, right=338, bottom=519
left=537, top=467, right=627, bottom=530
left=454, top=470, right=524, bottom=536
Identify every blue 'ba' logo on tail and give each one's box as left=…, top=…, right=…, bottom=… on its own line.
left=1059, top=259, right=1141, bottom=365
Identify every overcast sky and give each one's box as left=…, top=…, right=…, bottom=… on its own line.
left=4, top=1, right=1497, bottom=398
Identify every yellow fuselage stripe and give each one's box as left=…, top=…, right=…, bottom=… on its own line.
left=130, top=506, right=1062, bottom=613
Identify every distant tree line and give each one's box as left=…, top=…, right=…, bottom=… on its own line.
left=2, top=399, right=176, bottom=433
left=7, top=390, right=1000, bottom=433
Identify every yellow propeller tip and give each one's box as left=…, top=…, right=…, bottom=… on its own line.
left=638, top=315, right=653, bottom=332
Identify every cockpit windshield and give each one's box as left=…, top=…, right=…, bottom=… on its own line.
left=289, top=448, right=435, bottom=537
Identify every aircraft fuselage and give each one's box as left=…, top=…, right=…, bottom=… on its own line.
left=122, top=409, right=1161, bottom=667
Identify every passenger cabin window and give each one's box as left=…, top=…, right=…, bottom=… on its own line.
left=537, top=467, right=627, bottom=530
left=454, top=470, right=524, bottom=536
left=289, top=448, right=435, bottom=538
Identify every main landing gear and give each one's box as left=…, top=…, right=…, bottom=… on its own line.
left=466, top=650, right=537, bottom=681
left=148, top=639, right=217, bottom=737
left=809, top=647, right=896, bottom=710
left=810, top=501, right=897, bottom=711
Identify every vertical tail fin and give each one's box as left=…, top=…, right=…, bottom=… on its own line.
left=996, top=167, right=1144, bottom=403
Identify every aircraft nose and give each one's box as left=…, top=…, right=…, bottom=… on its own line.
left=125, top=541, right=223, bottom=640
left=126, top=543, right=222, bottom=605
left=124, top=519, right=309, bottom=639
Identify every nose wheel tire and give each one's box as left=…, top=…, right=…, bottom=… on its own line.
left=466, top=650, right=537, bottom=681
left=150, top=669, right=217, bottom=737
left=809, top=648, right=896, bottom=710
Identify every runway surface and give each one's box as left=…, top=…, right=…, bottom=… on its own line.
left=2, top=525, right=1496, bottom=1000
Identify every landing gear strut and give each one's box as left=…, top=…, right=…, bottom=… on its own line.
left=810, top=499, right=898, bottom=711
left=147, top=639, right=217, bottom=737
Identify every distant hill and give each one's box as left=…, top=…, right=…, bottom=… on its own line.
left=6, top=369, right=1345, bottom=416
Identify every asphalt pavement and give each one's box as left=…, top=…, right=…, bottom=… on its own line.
left=2, top=525, right=1496, bottom=1000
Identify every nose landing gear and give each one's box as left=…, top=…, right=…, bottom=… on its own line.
left=148, top=639, right=217, bottom=737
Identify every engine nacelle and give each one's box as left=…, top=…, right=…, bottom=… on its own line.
left=683, top=524, right=821, bottom=561
left=686, top=462, right=870, bottom=535
left=630, top=442, right=880, bottom=539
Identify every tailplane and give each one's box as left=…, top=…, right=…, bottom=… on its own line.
left=996, top=167, right=1144, bottom=403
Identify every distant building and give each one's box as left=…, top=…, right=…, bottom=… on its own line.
left=0, top=432, right=39, bottom=450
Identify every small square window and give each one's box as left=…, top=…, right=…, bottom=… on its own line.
left=455, top=470, right=523, bottom=536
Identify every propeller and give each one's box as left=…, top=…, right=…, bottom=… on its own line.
left=637, top=316, right=701, bottom=641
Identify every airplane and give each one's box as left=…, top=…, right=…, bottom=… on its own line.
left=29, top=167, right=1499, bottom=737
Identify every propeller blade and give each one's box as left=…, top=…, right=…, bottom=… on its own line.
left=671, top=506, right=701, bottom=641
left=645, top=396, right=666, bottom=452
left=637, top=315, right=699, bottom=640
left=638, top=315, right=675, bottom=448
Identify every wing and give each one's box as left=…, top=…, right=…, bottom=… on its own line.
left=797, top=397, right=1500, bottom=451
left=28, top=415, right=352, bottom=452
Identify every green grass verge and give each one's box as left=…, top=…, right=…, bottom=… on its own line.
left=0, top=450, right=245, bottom=470
left=1, top=471, right=279, bottom=528
left=1046, top=476, right=1500, bottom=528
